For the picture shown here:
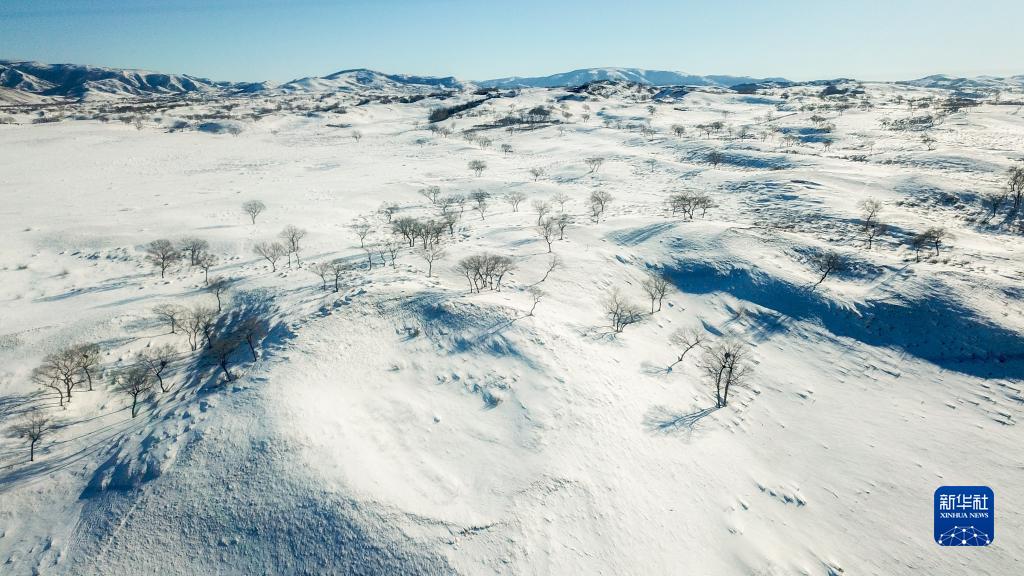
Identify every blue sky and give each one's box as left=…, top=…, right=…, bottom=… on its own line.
left=2, top=0, right=1021, bottom=82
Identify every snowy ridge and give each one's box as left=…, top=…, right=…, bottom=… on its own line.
left=478, top=67, right=787, bottom=89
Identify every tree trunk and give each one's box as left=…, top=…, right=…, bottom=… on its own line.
left=220, top=360, right=233, bottom=382
left=247, top=337, right=258, bottom=362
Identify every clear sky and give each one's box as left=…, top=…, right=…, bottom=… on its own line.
left=1, top=0, right=1021, bottom=83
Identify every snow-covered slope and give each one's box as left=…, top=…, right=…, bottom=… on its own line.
left=900, top=74, right=1024, bottom=91
left=279, top=68, right=467, bottom=94
left=479, top=67, right=786, bottom=88
left=0, top=60, right=241, bottom=101
left=0, top=83, right=1022, bottom=575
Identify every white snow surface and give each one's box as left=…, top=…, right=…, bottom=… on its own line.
left=0, top=84, right=1022, bottom=575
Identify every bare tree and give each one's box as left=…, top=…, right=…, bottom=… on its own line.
left=253, top=241, right=286, bottom=271
left=11, top=409, right=53, bottom=462
left=32, top=348, right=84, bottom=407
left=352, top=220, right=372, bottom=247
left=585, top=157, right=605, bottom=174
left=520, top=197, right=547, bottom=224
left=501, top=143, right=513, bottom=156
left=1008, top=164, right=1024, bottom=211
left=419, top=245, right=445, bottom=277
left=197, top=251, right=218, bottom=284
left=328, top=259, right=348, bottom=291
left=206, top=276, right=232, bottom=312
left=983, top=191, right=1009, bottom=222
left=552, top=191, right=570, bottom=212
left=351, top=129, right=363, bottom=143
left=207, top=330, right=242, bottom=382
left=538, top=217, right=557, bottom=252
left=859, top=198, right=883, bottom=229
left=589, top=190, right=613, bottom=221
left=538, top=254, right=561, bottom=284
left=865, top=222, right=888, bottom=250
left=469, top=159, right=487, bottom=177
left=667, top=328, right=706, bottom=371
left=380, top=239, right=401, bottom=268
left=671, top=124, right=686, bottom=138
left=243, top=200, right=266, bottom=224
left=179, top=237, right=209, bottom=266
left=112, top=366, right=154, bottom=417
left=239, top=316, right=268, bottom=361
left=145, top=239, right=181, bottom=278
left=603, top=288, right=644, bottom=333
left=279, top=225, right=307, bottom=266
left=419, top=185, right=441, bottom=205
left=810, top=250, right=844, bottom=287
left=529, top=167, right=546, bottom=182
left=640, top=271, right=670, bottom=313
left=455, top=253, right=516, bottom=292
left=471, top=190, right=490, bottom=220
left=555, top=213, right=572, bottom=240
left=707, top=150, right=724, bottom=167
left=71, top=342, right=101, bottom=391
left=182, top=305, right=217, bottom=351
left=153, top=303, right=186, bottom=334
left=379, top=202, right=399, bottom=222
left=309, top=261, right=332, bottom=291
left=140, top=344, right=177, bottom=392
left=700, top=340, right=752, bottom=408
left=503, top=191, right=527, bottom=212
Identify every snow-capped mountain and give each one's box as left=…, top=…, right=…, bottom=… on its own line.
left=278, top=68, right=467, bottom=94
left=898, top=73, right=1024, bottom=90
left=0, top=60, right=250, bottom=102
left=478, top=67, right=787, bottom=89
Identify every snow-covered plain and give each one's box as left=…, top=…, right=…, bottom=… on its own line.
left=1, top=83, right=1022, bottom=575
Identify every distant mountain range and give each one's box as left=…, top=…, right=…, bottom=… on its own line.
left=477, top=67, right=788, bottom=89
left=1, top=60, right=1021, bottom=104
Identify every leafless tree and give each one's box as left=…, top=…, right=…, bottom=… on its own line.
left=1008, top=164, right=1024, bottom=211
left=456, top=253, right=516, bottom=292
left=532, top=200, right=552, bottom=225
left=392, top=217, right=420, bottom=247
left=983, top=191, right=1009, bottom=222
left=309, top=261, right=332, bottom=291
left=179, top=237, right=209, bottom=266
left=865, top=222, right=888, bottom=250
left=667, top=328, right=707, bottom=371
left=700, top=340, right=752, bottom=408
left=279, top=225, right=307, bottom=266
left=529, top=167, right=546, bottom=181
left=32, top=348, right=84, bottom=407
left=585, top=157, right=605, bottom=173
left=859, top=198, right=882, bottom=229
left=71, top=342, right=102, bottom=391
left=552, top=191, right=571, bottom=212
left=238, top=315, right=269, bottom=361
left=112, top=366, right=154, bottom=417
left=253, top=241, right=286, bottom=271
left=380, top=239, right=401, bottom=268
left=154, top=303, right=186, bottom=334
left=671, top=124, right=686, bottom=138
left=913, top=227, right=952, bottom=259
left=197, top=251, right=218, bottom=284
left=328, top=259, right=348, bottom=291
left=379, top=202, right=399, bottom=222
left=140, top=344, right=177, bottom=392
left=501, top=143, right=513, bottom=156
left=589, top=190, right=613, bottom=221
left=207, top=330, right=242, bottom=382
left=11, top=409, right=53, bottom=462
left=707, top=150, right=724, bottom=167
left=182, top=305, right=217, bottom=351
left=471, top=190, right=490, bottom=220
left=419, top=245, right=445, bottom=277
left=538, top=217, right=557, bottom=252
left=554, top=213, right=572, bottom=240
left=469, top=159, right=487, bottom=177
left=419, top=185, right=441, bottom=205
left=351, top=129, right=363, bottom=143
left=207, top=276, right=232, bottom=312
left=243, top=200, right=266, bottom=224
left=640, top=271, right=670, bottom=312
left=603, top=288, right=644, bottom=333
left=352, top=220, right=372, bottom=247
left=503, top=191, right=526, bottom=212
left=145, top=239, right=181, bottom=278
left=810, top=250, right=844, bottom=287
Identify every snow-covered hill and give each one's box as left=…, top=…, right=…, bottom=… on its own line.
left=900, top=74, right=1024, bottom=91
left=479, top=67, right=786, bottom=88
left=0, top=60, right=248, bottom=102
left=0, top=80, right=1022, bottom=575
left=278, top=68, right=467, bottom=94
